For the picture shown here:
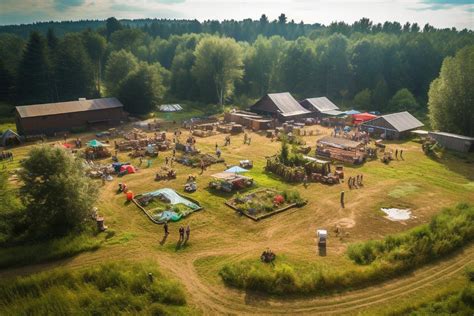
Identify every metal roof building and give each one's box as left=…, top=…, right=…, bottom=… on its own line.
left=428, top=132, right=474, bottom=153
left=250, top=92, right=311, bottom=121
left=360, top=111, right=424, bottom=139
left=299, top=97, right=344, bottom=116
left=15, top=98, right=124, bottom=135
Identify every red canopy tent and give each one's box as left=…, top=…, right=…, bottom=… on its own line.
left=120, top=165, right=136, bottom=174
left=352, top=113, right=377, bottom=125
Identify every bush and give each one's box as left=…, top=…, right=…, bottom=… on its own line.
left=0, top=262, right=189, bottom=315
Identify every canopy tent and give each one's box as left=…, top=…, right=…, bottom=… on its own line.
left=159, top=104, right=183, bottom=112
left=225, top=166, right=249, bottom=173
left=120, top=165, right=136, bottom=174
left=0, top=129, right=22, bottom=147
left=87, top=139, right=109, bottom=147
left=352, top=112, right=377, bottom=124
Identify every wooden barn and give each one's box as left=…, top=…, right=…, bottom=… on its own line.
left=250, top=92, right=311, bottom=122
left=428, top=132, right=474, bottom=153
left=15, top=98, right=124, bottom=136
left=360, top=111, right=423, bottom=140
left=299, top=97, right=344, bottom=117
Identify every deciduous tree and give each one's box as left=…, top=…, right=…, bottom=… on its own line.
left=428, top=46, right=474, bottom=136
left=19, top=146, right=98, bottom=239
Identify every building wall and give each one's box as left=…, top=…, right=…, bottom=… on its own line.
left=16, top=107, right=123, bottom=135
left=429, top=133, right=473, bottom=152
left=360, top=118, right=401, bottom=139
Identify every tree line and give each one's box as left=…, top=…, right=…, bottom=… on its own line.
left=0, top=16, right=473, bottom=134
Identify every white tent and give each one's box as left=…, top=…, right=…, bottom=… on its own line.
left=159, top=104, right=183, bottom=112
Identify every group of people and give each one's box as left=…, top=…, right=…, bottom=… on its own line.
left=0, top=151, right=13, bottom=161
left=163, top=222, right=191, bottom=244
left=394, top=149, right=404, bottom=160
left=347, top=174, right=363, bottom=189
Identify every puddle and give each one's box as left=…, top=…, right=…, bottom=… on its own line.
left=381, top=208, right=412, bottom=221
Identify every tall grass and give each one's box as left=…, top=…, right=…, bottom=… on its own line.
left=0, top=232, right=106, bottom=269
left=0, top=262, right=191, bottom=315
left=219, top=203, right=474, bottom=295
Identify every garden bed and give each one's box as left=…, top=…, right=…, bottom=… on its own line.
left=133, top=188, right=202, bottom=224
left=225, top=188, right=307, bottom=221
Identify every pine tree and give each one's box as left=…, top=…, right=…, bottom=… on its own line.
left=16, top=32, right=52, bottom=104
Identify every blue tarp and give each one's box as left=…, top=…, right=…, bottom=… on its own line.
left=344, top=110, right=361, bottom=115
left=225, top=166, right=249, bottom=173
left=147, top=188, right=200, bottom=210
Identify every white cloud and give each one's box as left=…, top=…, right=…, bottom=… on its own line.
left=0, top=0, right=472, bottom=29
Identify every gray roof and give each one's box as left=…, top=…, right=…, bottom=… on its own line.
left=267, top=93, right=311, bottom=117
left=303, top=97, right=339, bottom=112
left=16, top=98, right=123, bottom=118
left=322, top=109, right=345, bottom=116
left=317, top=136, right=364, bottom=149
left=365, top=111, right=424, bottom=132
left=429, top=131, right=474, bottom=141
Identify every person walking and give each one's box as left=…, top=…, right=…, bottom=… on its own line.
left=340, top=191, right=345, bottom=208
left=185, top=225, right=190, bottom=240
left=164, top=221, right=169, bottom=236
left=179, top=226, right=184, bottom=242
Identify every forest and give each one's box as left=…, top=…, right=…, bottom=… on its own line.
left=0, top=16, right=473, bottom=133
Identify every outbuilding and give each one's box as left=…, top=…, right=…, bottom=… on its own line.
left=360, top=111, right=423, bottom=140
left=299, top=97, right=344, bottom=117
left=428, top=132, right=474, bottom=153
left=250, top=92, right=311, bottom=122
left=15, top=98, right=124, bottom=136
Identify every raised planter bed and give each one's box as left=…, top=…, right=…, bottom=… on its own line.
left=225, top=188, right=307, bottom=221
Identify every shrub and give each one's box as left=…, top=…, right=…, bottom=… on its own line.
left=0, top=262, right=188, bottom=315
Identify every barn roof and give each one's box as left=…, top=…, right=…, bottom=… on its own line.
left=266, top=93, right=311, bottom=117
left=302, top=97, right=339, bottom=112
left=364, top=111, right=423, bottom=132
left=429, top=131, right=474, bottom=141
left=317, top=136, right=364, bottom=149
left=16, top=98, right=123, bottom=118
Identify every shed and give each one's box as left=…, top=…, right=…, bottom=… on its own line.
left=428, top=132, right=474, bottom=153
left=360, top=111, right=424, bottom=140
left=15, top=98, right=124, bottom=136
left=299, top=97, right=344, bottom=117
left=0, top=129, right=22, bottom=147
left=250, top=92, right=311, bottom=121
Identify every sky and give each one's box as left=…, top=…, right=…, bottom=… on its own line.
left=0, top=0, right=473, bottom=29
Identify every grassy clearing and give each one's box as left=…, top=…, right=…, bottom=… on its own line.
left=0, top=261, right=194, bottom=316
left=219, top=203, right=474, bottom=295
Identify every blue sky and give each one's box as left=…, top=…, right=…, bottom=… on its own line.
left=0, top=0, right=473, bottom=29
